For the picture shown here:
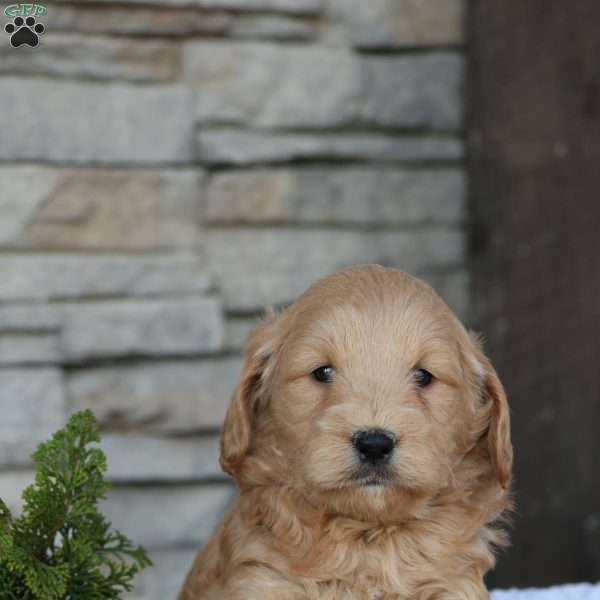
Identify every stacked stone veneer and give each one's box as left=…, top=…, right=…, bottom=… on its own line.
left=0, top=1, right=466, bottom=598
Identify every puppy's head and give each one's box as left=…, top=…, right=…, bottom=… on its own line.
left=220, top=265, right=512, bottom=515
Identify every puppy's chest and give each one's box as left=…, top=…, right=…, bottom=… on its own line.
left=297, top=548, right=416, bottom=600
left=336, top=583, right=389, bottom=600
left=312, top=576, right=400, bottom=600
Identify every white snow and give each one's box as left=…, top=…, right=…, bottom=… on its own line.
left=492, top=583, right=600, bottom=600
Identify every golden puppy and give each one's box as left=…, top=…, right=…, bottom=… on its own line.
left=179, top=265, right=512, bottom=600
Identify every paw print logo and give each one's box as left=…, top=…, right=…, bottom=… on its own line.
left=5, top=16, right=45, bottom=48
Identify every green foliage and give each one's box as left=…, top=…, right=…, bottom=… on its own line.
left=0, top=410, right=151, bottom=599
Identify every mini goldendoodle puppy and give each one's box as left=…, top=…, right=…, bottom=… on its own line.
left=179, top=265, right=512, bottom=600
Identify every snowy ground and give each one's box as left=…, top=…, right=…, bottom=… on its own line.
left=492, top=583, right=600, bottom=599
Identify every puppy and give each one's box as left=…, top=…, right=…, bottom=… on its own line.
left=179, top=265, right=512, bottom=600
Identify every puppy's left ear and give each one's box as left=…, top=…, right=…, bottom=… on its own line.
left=467, top=334, right=513, bottom=489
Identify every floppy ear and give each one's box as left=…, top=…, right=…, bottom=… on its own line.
left=468, top=334, right=513, bottom=489
left=483, top=358, right=513, bottom=489
left=220, top=312, right=280, bottom=477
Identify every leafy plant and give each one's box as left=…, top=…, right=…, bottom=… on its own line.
left=0, top=410, right=151, bottom=599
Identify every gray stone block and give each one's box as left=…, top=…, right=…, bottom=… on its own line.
left=229, top=14, right=315, bottom=39
left=427, top=269, right=470, bottom=323
left=0, top=166, right=203, bottom=250
left=0, top=79, right=194, bottom=164
left=60, top=298, right=224, bottom=361
left=68, top=357, right=242, bottom=432
left=44, top=4, right=231, bottom=37
left=205, top=169, right=295, bottom=223
left=0, top=167, right=53, bottom=245
left=196, top=128, right=463, bottom=165
left=76, top=0, right=323, bottom=14
left=0, top=303, right=63, bottom=331
left=124, top=548, right=197, bottom=600
left=205, top=228, right=464, bottom=310
left=224, top=316, right=259, bottom=351
left=101, top=483, right=235, bottom=548
left=195, top=0, right=322, bottom=12
left=184, top=42, right=463, bottom=130
left=0, top=296, right=223, bottom=362
left=0, top=470, right=35, bottom=514
left=45, top=5, right=315, bottom=39
left=360, top=54, right=463, bottom=130
left=326, top=0, right=465, bottom=48
left=0, top=34, right=178, bottom=82
left=0, top=368, right=67, bottom=466
left=101, top=433, right=222, bottom=482
left=0, top=333, right=60, bottom=365
left=378, top=229, right=464, bottom=269
left=205, top=167, right=465, bottom=225
left=0, top=254, right=213, bottom=301
left=184, top=42, right=282, bottom=126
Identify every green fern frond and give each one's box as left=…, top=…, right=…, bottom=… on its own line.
left=0, top=410, right=151, bottom=599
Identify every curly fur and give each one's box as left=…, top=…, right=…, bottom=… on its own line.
left=179, top=265, right=513, bottom=600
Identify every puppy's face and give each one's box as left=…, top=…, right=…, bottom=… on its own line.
left=276, top=297, right=471, bottom=495
left=221, top=266, right=511, bottom=516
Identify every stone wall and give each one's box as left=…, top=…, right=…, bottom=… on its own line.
left=0, top=1, right=466, bottom=598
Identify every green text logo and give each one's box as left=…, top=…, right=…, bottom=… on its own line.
left=4, top=3, right=47, bottom=17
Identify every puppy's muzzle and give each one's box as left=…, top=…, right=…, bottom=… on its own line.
left=353, top=429, right=395, bottom=465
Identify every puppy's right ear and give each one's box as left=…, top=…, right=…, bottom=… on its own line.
left=466, top=332, right=513, bottom=490
left=220, top=311, right=280, bottom=477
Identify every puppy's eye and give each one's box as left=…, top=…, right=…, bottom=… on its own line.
left=312, top=365, right=335, bottom=383
left=414, top=368, right=433, bottom=388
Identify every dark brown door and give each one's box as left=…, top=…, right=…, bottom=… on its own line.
left=467, top=0, right=600, bottom=588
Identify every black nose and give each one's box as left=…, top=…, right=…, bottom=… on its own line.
left=353, top=430, right=395, bottom=464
